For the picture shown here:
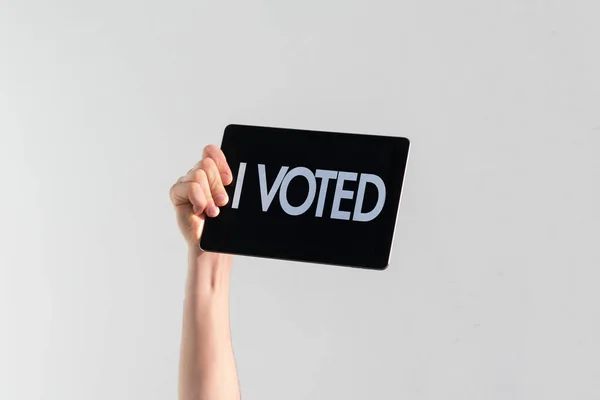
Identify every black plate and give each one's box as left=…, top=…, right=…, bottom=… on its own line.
left=200, top=124, right=410, bottom=270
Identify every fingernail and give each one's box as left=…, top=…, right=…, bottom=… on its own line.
left=214, top=193, right=228, bottom=206
left=221, top=173, right=232, bottom=183
left=207, top=205, right=219, bottom=217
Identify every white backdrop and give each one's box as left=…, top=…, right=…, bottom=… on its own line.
left=1, top=1, right=599, bottom=399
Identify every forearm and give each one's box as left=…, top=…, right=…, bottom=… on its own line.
left=179, top=247, right=240, bottom=400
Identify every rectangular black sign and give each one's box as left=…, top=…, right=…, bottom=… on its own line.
left=200, top=124, right=410, bottom=270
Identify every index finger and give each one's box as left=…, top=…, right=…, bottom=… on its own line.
left=202, top=144, right=233, bottom=185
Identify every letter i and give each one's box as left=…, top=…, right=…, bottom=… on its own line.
left=231, top=162, right=247, bottom=209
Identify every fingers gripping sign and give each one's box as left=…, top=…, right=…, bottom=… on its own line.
left=169, top=145, right=233, bottom=246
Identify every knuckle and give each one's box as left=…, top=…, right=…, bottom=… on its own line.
left=200, top=157, right=216, bottom=171
left=197, top=169, right=209, bottom=186
left=188, top=181, right=206, bottom=201
left=203, top=144, right=221, bottom=156
left=170, top=180, right=183, bottom=193
left=188, top=180, right=201, bottom=192
left=192, top=159, right=203, bottom=169
left=189, top=168, right=206, bottom=183
left=169, top=182, right=186, bottom=205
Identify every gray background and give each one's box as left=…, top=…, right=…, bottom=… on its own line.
left=1, top=1, right=599, bottom=399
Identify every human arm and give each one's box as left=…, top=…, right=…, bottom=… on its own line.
left=169, top=145, right=241, bottom=400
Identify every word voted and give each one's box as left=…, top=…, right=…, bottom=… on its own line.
left=231, top=163, right=386, bottom=222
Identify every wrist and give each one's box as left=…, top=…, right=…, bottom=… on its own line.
left=186, top=245, right=233, bottom=297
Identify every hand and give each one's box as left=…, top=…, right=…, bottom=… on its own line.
left=169, top=145, right=233, bottom=247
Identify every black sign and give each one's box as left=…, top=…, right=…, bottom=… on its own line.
left=200, top=124, right=410, bottom=270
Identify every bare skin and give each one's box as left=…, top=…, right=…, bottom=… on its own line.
left=170, top=145, right=241, bottom=400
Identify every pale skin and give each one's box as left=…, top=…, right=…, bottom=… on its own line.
left=169, top=145, right=241, bottom=400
